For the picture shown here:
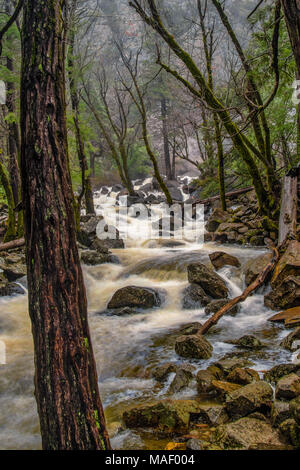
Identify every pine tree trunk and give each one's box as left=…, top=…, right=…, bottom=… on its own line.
left=20, top=0, right=110, bottom=450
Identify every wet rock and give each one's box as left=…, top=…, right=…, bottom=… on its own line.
left=79, top=215, right=104, bottom=246
left=81, top=250, right=118, bottom=266
left=243, top=253, right=273, bottom=286
left=264, top=363, right=300, bottom=383
left=182, top=284, right=210, bottom=309
left=271, top=240, right=300, bottom=289
left=279, top=419, right=300, bottom=448
left=280, top=328, right=300, bottom=351
left=225, top=381, right=273, bottom=420
left=211, top=380, right=242, bottom=398
left=209, top=252, right=241, bottom=270
left=0, top=282, right=25, bottom=297
left=175, top=334, right=213, bottom=359
left=271, top=401, right=291, bottom=427
left=213, top=417, right=285, bottom=450
left=204, top=299, right=238, bottom=316
left=264, top=276, right=300, bottom=310
left=186, top=439, right=203, bottom=450
left=191, top=404, right=229, bottom=426
left=268, top=306, right=300, bottom=328
left=290, top=396, right=300, bottom=425
left=214, top=357, right=254, bottom=376
left=123, top=399, right=208, bottom=434
left=108, top=286, right=164, bottom=310
left=168, top=187, right=184, bottom=202
left=275, top=374, right=300, bottom=400
left=169, top=367, right=194, bottom=393
left=152, top=363, right=177, bottom=383
left=233, top=335, right=263, bottom=350
left=196, top=370, right=219, bottom=395
left=97, top=306, right=138, bottom=316
left=177, top=322, right=203, bottom=336
left=0, top=262, right=27, bottom=282
left=227, top=368, right=260, bottom=386
left=187, top=263, right=228, bottom=299
left=205, top=208, right=229, bottom=232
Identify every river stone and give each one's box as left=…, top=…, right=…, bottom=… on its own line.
left=107, top=286, right=164, bottom=310
left=227, top=368, right=260, bottom=386
left=186, top=439, right=203, bottom=450
left=191, top=404, right=229, bottom=426
left=0, top=282, right=25, bottom=297
left=196, top=368, right=223, bottom=395
left=264, top=364, right=300, bottom=384
left=209, top=252, right=241, bottom=270
left=243, top=253, right=273, bottom=286
left=214, top=357, right=254, bottom=376
left=279, top=419, right=300, bottom=448
left=205, top=208, right=229, bottom=232
left=177, top=322, right=203, bottom=336
left=290, top=396, right=300, bottom=425
left=213, top=417, right=285, bottom=450
left=187, top=263, right=228, bottom=299
left=234, top=335, right=263, bottom=350
left=280, top=328, right=300, bottom=351
left=211, top=380, right=242, bottom=398
left=169, top=368, right=194, bottom=394
left=271, top=240, right=300, bottom=289
left=175, top=334, right=213, bottom=359
left=182, top=284, right=210, bottom=309
left=205, top=299, right=238, bottom=316
left=271, top=401, right=291, bottom=427
left=264, top=276, right=300, bottom=310
left=225, top=381, right=273, bottom=420
left=123, top=399, right=207, bottom=433
left=81, top=250, right=118, bottom=266
left=0, top=262, right=27, bottom=282
left=152, top=363, right=177, bottom=383
left=79, top=215, right=104, bottom=246
left=275, top=373, right=300, bottom=400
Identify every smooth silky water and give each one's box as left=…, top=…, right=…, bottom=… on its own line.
left=0, top=185, right=293, bottom=450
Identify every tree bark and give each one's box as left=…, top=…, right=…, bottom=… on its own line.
left=278, top=175, right=298, bottom=244
left=20, top=0, right=110, bottom=450
left=161, top=97, right=172, bottom=180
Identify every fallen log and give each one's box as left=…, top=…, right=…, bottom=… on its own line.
left=278, top=175, right=298, bottom=244
left=182, top=186, right=254, bottom=206
left=198, top=244, right=279, bottom=336
left=0, top=237, right=25, bottom=252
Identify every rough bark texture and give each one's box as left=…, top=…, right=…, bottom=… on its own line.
left=161, top=97, right=172, bottom=180
left=20, top=0, right=110, bottom=450
left=278, top=175, right=298, bottom=244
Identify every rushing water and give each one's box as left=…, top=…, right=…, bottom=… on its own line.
left=0, top=182, right=294, bottom=450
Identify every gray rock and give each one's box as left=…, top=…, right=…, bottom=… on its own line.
left=209, top=251, right=241, bottom=270
left=271, top=401, right=291, bottom=427
left=187, top=263, right=228, bottom=299
left=275, top=373, right=300, bottom=400
left=225, top=381, right=273, bottom=420
left=107, top=286, right=164, bottom=310
left=175, top=334, right=213, bottom=359
left=182, top=284, right=210, bottom=309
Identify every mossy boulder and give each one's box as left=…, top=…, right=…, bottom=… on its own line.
left=209, top=251, right=241, bottom=270
left=275, top=374, right=300, bottom=400
left=107, top=286, right=165, bottom=310
left=225, top=381, right=273, bottom=420
left=243, top=253, right=272, bottom=286
left=264, top=364, right=300, bottom=383
left=182, top=283, right=210, bottom=309
left=175, top=334, right=213, bottom=359
left=187, top=263, right=228, bottom=299
left=227, top=368, right=260, bottom=386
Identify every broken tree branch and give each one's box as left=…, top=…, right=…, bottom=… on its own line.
left=0, top=237, right=25, bottom=252
left=198, top=243, right=279, bottom=335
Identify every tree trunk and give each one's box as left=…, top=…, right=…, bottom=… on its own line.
left=278, top=175, right=298, bottom=244
left=20, top=0, right=110, bottom=450
left=282, top=0, right=300, bottom=163
left=161, top=97, right=172, bottom=179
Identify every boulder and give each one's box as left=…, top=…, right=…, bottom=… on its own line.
left=271, top=240, right=300, bottom=289
left=187, top=263, right=228, bottom=299
left=213, top=417, right=285, bottom=450
left=214, top=357, right=254, bottom=376
left=191, top=404, right=229, bottom=426
left=275, top=374, right=300, bottom=400
left=265, top=276, right=300, bottom=310
left=0, top=262, right=27, bottom=282
left=225, top=381, right=273, bottom=420
left=264, top=364, right=300, bottom=384
left=123, top=399, right=208, bottom=434
left=227, top=368, right=260, bottom=386
left=243, top=253, right=273, bottom=286
left=168, top=187, right=184, bottom=202
left=290, top=396, right=300, bottom=425
left=209, top=252, right=241, bottom=270
left=0, top=282, right=25, bottom=297
left=152, top=363, right=177, bottom=383
left=211, top=380, right=242, bottom=398
left=175, top=334, right=213, bottom=359
left=268, top=306, right=300, bottom=328
left=80, top=250, right=118, bottom=266
left=79, top=215, right=104, bottom=246
left=182, top=284, right=210, bottom=309
left=169, top=367, right=194, bottom=394
left=233, top=335, right=263, bottom=350
left=205, top=208, right=229, bottom=232
left=280, top=328, right=300, bottom=351
left=107, top=286, right=164, bottom=310
left=205, top=299, right=238, bottom=316
left=196, top=366, right=223, bottom=395
left=271, top=401, right=291, bottom=427
left=279, top=419, right=300, bottom=448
